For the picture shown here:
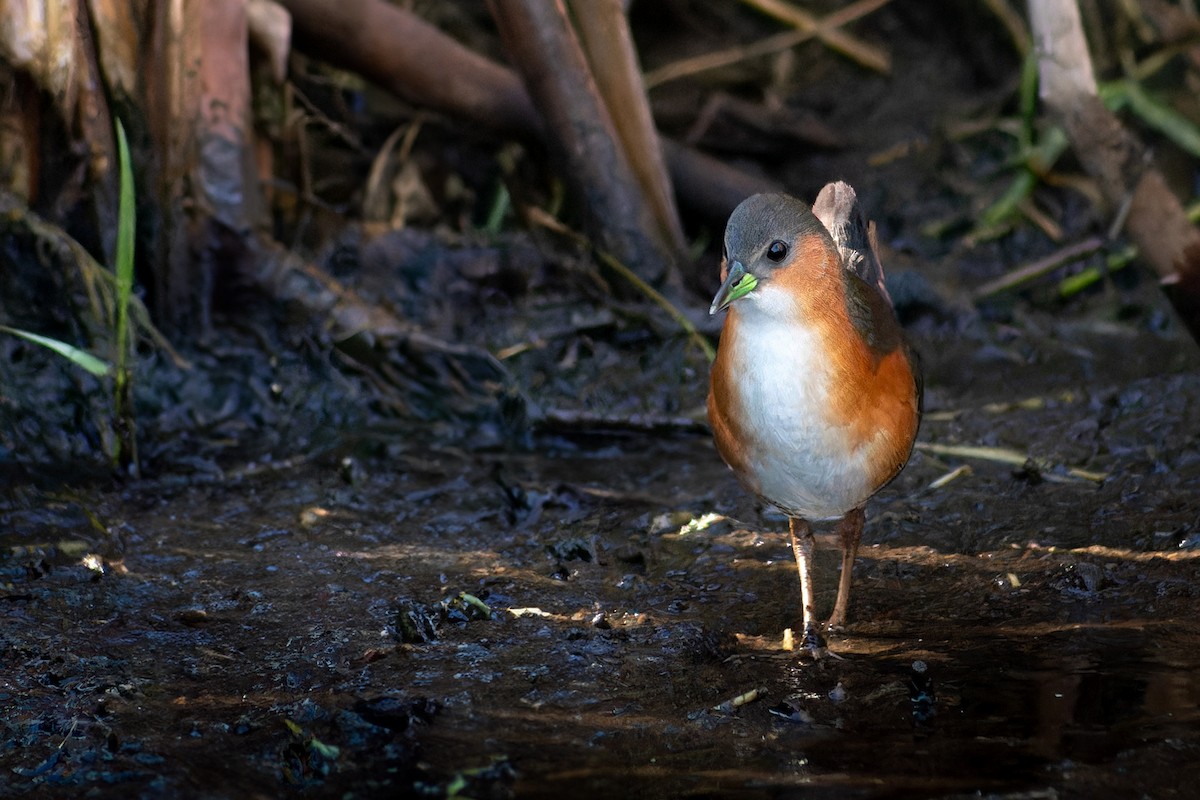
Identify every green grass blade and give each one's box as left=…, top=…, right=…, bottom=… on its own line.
left=1057, top=245, right=1136, bottom=298
left=114, top=119, right=136, bottom=381
left=1098, top=80, right=1129, bottom=113
left=980, top=168, right=1037, bottom=230
left=483, top=182, right=511, bottom=234
left=1019, top=49, right=1039, bottom=151
left=0, top=325, right=112, bottom=377
left=1120, top=80, right=1200, bottom=159
left=111, top=117, right=140, bottom=473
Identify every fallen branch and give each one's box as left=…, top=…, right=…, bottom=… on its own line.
left=278, top=0, right=778, bottom=225
left=280, top=0, right=539, bottom=137
left=659, top=138, right=780, bottom=222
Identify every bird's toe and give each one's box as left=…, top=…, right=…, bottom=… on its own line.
left=800, top=622, right=827, bottom=656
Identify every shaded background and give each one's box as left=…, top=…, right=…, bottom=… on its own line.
left=2, top=1, right=1200, bottom=797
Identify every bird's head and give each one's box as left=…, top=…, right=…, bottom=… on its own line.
left=709, top=192, right=831, bottom=316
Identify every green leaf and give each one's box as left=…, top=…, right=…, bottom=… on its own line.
left=0, top=325, right=111, bottom=377
left=979, top=168, right=1037, bottom=230
left=1019, top=50, right=1039, bottom=150
left=1103, top=79, right=1200, bottom=159
left=114, top=119, right=136, bottom=379
left=1098, top=80, right=1130, bottom=112
left=483, top=182, right=511, bottom=234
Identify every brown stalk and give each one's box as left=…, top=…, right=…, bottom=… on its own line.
left=569, top=0, right=686, bottom=254
left=145, top=0, right=265, bottom=333
left=0, top=0, right=120, bottom=258
left=486, top=0, right=679, bottom=292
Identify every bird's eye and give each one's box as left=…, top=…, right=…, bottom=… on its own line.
left=766, top=240, right=788, bottom=263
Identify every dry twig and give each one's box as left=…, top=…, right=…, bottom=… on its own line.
left=739, top=0, right=892, bottom=72
left=645, top=0, right=891, bottom=88
left=972, top=236, right=1105, bottom=300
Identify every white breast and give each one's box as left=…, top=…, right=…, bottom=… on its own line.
left=727, top=284, right=882, bottom=520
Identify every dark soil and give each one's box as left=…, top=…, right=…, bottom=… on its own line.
left=4, top=332, right=1200, bottom=798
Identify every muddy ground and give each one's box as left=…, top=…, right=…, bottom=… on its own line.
left=4, top=311, right=1200, bottom=799
left=4, top=2, right=1200, bottom=798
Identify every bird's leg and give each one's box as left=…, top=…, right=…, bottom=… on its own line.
left=789, top=516, right=824, bottom=652
left=828, top=507, right=865, bottom=629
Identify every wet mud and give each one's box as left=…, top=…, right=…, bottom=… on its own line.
left=4, top=320, right=1200, bottom=799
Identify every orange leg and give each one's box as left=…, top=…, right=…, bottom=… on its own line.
left=828, top=507, right=865, bottom=628
left=788, top=516, right=824, bottom=651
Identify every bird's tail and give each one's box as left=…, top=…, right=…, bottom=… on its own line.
left=811, top=181, right=891, bottom=306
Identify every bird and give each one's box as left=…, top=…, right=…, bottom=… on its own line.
left=707, top=182, right=921, bottom=653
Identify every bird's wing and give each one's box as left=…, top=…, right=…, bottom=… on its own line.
left=811, top=181, right=891, bottom=307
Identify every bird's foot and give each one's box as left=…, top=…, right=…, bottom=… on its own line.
left=799, top=622, right=827, bottom=657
